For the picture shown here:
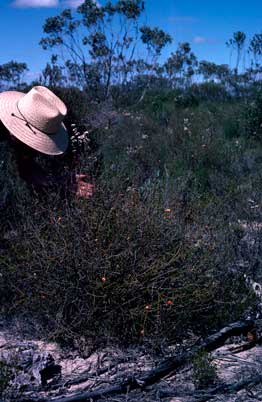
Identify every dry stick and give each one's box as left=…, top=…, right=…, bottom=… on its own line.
left=229, top=336, right=262, bottom=354
left=50, top=356, right=132, bottom=391
left=159, top=374, right=262, bottom=401
left=25, top=320, right=255, bottom=402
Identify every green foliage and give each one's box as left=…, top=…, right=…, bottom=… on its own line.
left=249, top=33, right=262, bottom=66
left=192, top=350, right=218, bottom=389
left=140, top=26, right=172, bottom=55
left=244, top=90, right=262, bottom=141
left=226, top=31, right=246, bottom=51
left=136, top=90, right=178, bottom=123
left=39, top=0, right=171, bottom=97
left=188, top=82, right=230, bottom=102
left=0, top=361, right=13, bottom=396
left=36, top=1, right=262, bottom=102
left=164, top=42, right=198, bottom=87
left=52, top=86, right=90, bottom=123
left=0, top=184, right=252, bottom=344
left=0, top=60, right=28, bottom=90
left=114, top=0, right=145, bottom=19
left=78, top=0, right=104, bottom=27
left=1, top=94, right=259, bottom=348
left=40, top=55, right=66, bottom=87
left=86, top=32, right=110, bottom=58
left=226, top=31, right=246, bottom=72
left=198, top=61, right=231, bottom=84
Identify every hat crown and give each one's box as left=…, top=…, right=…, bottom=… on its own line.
left=17, top=86, right=67, bottom=134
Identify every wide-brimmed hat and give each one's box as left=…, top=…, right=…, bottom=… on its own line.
left=0, top=86, right=69, bottom=155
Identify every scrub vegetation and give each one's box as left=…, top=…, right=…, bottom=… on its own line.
left=0, top=0, right=262, bottom=349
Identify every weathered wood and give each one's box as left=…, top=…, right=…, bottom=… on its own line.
left=159, top=374, right=262, bottom=401
left=229, top=336, right=262, bottom=354
left=50, top=357, right=131, bottom=391
left=23, top=320, right=255, bottom=402
left=137, top=319, right=255, bottom=386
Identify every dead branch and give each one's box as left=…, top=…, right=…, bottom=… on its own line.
left=159, top=374, right=262, bottom=401
left=23, top=320, right=256, bottom=402
left=50, top=356, right=132, bottom=391
left=229, top=336, right=262, bottom=354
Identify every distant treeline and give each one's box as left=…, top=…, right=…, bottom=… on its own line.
left=1, top=0, right=262, bottom=100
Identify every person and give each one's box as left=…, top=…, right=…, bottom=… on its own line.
left=0, top=85, right=94, bottom=198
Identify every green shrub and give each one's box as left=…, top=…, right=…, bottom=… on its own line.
left=52, top=87, right=90, bottom=125
left=224, top=118, right=240, bottom=139
left=0, top=94, right=259, bottom=348
left=0, top=179, right=253, bottom=346
left=188, top=82, right=230, bottom=102
left=244, top=91, right=262, bottom=141
left=192, top=349, right=218, bottom=389
left=0, top=361, right=13, bottom=397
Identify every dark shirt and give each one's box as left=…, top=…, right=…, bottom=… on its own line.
left=0, top=120, right=65, bottom=193
left=0, top=119, right=94, bottom=200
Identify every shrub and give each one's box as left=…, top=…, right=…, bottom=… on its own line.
left=224, top=118, right=240, bottom=139
left=0, top=179, right=253, bottom=346
left=192, top=349, right=218, bottom=389
left=52, top=87, right=90, bottom=125
left=0, top=361, right=13, bottom=397
left=244, top=90, right=262, bottom=141
left=188, top=82, right=230, bottom=102
left=0, top=94, right=259, bottom=349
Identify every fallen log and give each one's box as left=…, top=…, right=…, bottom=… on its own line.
left=159, top=373, right=262, bottom=401
left=49, top=356, right=132, bottom=391
left=229, top=336, right=262, bottom=354
left=24, top=320, right=255, bottom=402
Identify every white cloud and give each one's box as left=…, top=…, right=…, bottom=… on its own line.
left=13, top=0, right=58, bottom=7
left=62, top=0, right=100, bottom=7
left=12, top=0, right=100, bottom=7
left=193, top=36, right=218, bottom=45
left=168, top=16, right=199, bottom=23
left=63, top=0, right=83, bottom=7
left=193, top=36, right=206, bottom=44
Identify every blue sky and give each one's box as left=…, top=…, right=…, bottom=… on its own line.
left=0, top=0, right=262, bottom=80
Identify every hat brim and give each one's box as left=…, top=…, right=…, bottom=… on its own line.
left=0, top=91, right=68, bottom=155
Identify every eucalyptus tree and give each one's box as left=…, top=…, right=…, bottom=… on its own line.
left=140, top=26, right=172, bottom=61
left=198, top=61, right=217, bottom=81
left=198, top=61, right=231, bottom=84
left=40, top=55, right=66, bottom=87
left=40, top=0, right=171, bottom=98
left=164, top=42, right=198, bottom=88
left=248, top=33, right=262, bottom=81
left=226, top=31, right=246, bottom=73
left=0, top=61, right=28, bottom=90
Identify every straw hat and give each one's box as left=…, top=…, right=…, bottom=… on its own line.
left=0, top=86, right=69, bottom=155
